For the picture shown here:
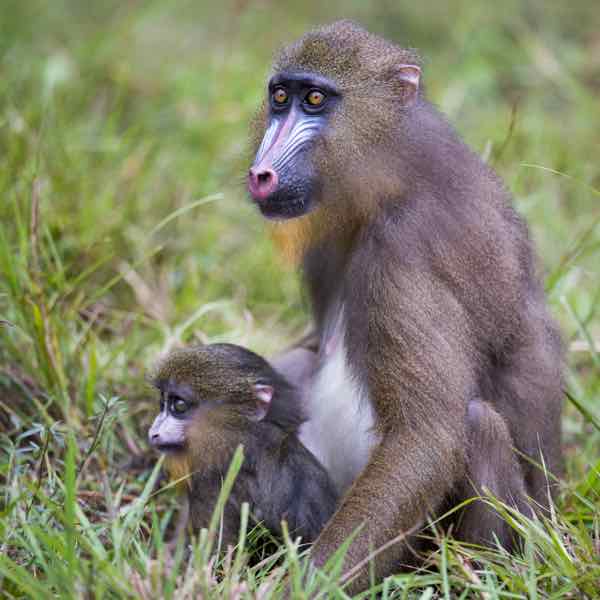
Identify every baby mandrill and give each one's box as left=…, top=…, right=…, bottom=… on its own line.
left=148, top=343, right=337, bottom=546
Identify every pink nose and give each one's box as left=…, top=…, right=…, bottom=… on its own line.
left=248, top=167, right=278, bottom=201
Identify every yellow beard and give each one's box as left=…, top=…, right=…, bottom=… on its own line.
left=267, top=211, right=323, bottom=264
left=165, top=454, right=192, bottom=491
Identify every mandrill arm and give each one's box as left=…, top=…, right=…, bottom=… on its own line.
left=310, top=429, right=467, bottom=591
left=309, top=222, right=476, bottom=592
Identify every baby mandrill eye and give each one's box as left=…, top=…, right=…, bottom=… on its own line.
left=172, top=398, right=188, bottom=414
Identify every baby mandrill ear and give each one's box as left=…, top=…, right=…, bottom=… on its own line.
left=396, top=64, right=421, bottom=104
left=251, top=383, right=273, bottom=421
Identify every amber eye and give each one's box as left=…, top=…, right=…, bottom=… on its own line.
left=272, top=87, right=288, bottom=105
left=306, top=90, right=325, bottom=107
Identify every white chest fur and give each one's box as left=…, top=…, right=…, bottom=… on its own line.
left=298, top=314, right=380, bottom=495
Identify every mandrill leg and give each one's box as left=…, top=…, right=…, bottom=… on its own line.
left=270, top=344, right=319, bottom=393
left=456, top=398, right=531, bottom=549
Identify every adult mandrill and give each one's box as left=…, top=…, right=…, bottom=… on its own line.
left=247, top=20, right=563, bottom=591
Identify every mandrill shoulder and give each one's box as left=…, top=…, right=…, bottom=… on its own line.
left=343, top=191, right=538, bottom=398
left=348, top=188, right=533, bottom=314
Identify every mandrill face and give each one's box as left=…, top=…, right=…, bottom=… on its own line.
left=247, top=21, right=422, bottom=224
left=248, top=71, right=340, bottom=220
left=147, top=380, right=193, bottom=453
left=147, top=344, right=277, bottom=453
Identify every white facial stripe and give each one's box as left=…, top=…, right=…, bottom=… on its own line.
left=255, top=119, right=280, bottom=164
left=273, top=121, right=321, bottom=169
left=148, top=412, right=165, bottom=439
left=271, top=120, right=323, bottom=170
left=149, top=411, right=186, bottom=445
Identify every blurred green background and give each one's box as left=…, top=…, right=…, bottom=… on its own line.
left=1, top=1, right=599, bottom=596
left=4, top=0, right=599, bottom=401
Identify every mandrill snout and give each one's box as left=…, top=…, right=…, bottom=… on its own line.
left=248, top=166, right=279, bottom=201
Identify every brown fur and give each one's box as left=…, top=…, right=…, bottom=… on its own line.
left=251, top=21, right=563, bottom=592
left=150, top=344, right=338, bottom=545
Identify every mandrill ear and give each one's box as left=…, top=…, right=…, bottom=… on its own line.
left=251, top=383, right=274, bottom=421
left=396, top=64, right=421, bottom=104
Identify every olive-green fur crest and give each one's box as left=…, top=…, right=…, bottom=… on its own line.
left=150, top=344, right=264, bottom=403
left=274, top=21, right=421, bottom=88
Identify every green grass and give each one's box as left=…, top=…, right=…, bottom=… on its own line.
left=1, top=1, right=599, bottom=597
